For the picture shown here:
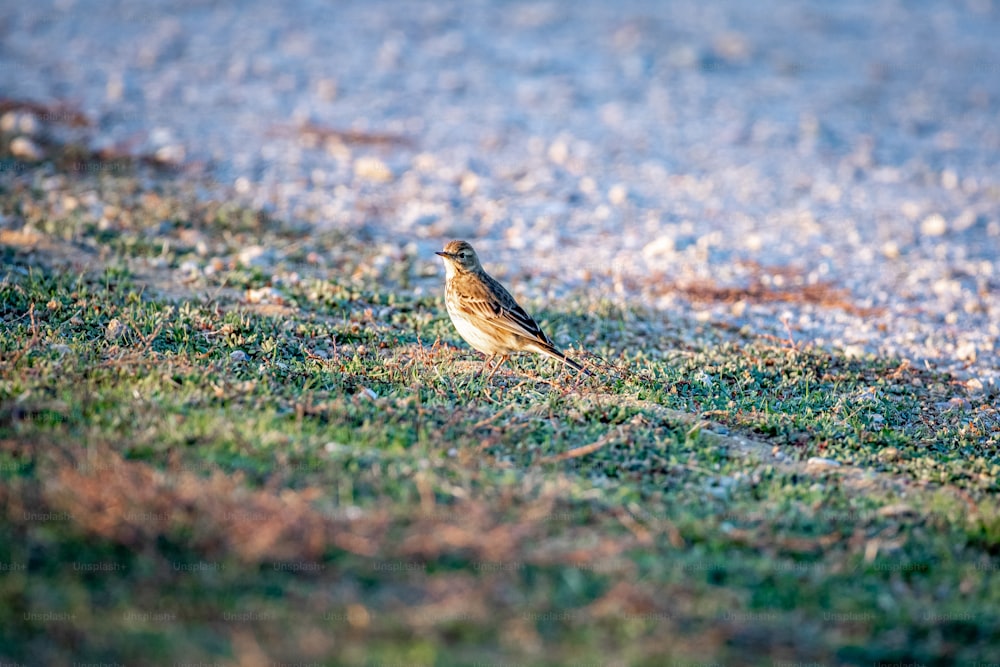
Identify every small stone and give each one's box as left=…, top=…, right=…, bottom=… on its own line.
left=229, top=350, right=248, bottom=363
left=608, top=183, right=628, bottom=206
left=316, top=78, right=338, bottom=101
left=354, top=156, right=393, bottom=182
left=920, top=213, right=947, bottom=237
left=642, top=235, right=675, bottom=260
left=179, top=260, right=200, bottom=274
left=154, top=144, right=185, bottom=164
left=245, top=286, right=283, bottom=304
left=2, top=112, right=38, bottom=135
left=459, top=171, right=479, bottom=196
left=955, top=341, right=976, bottom=362
left=547, top=140, right=568, bottom=165
left=843, top=344, right=866, bottom=359
left=238, top=245, right=275, bottom=267
left=17, top=112, right=39, bottom=135
left=274, top=271, right=302, bottom=287
left=878, top=447, right=900, bottom=462
left=901, top=201, right=922, bottom=220
left=877, top=503, right=916, bottom=518
left=10, top=136, right=44, bottom=161
left=806, top=457, right=841, bottom=470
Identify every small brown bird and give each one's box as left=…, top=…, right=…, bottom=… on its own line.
left=435, top=240, right=590, bottom=379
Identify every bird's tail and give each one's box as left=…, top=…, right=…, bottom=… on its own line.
left=563, top=353, right=593, bottom=377
left=538, top=343, right=593, bottom=377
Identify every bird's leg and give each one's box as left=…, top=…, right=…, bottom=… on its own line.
left=480, top=354, right=496, bottom=378
left=483, top=354, right=508, bottom=382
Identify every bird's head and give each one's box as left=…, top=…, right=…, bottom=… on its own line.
left=436, top=240, right=482, bottom=276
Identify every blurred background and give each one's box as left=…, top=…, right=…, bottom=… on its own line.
left=2, top=0, right=998, bottom=381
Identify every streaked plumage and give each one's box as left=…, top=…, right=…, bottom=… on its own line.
left=435, top=240, right=589, bottom=378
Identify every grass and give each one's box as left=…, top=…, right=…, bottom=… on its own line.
left=1, top=145, right=998, bottom=666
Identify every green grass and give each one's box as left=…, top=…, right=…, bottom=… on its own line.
left=1, top=164, right=998, bottom=665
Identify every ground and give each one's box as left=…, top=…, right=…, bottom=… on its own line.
left=1, top=1, right=999, bottom=665
left=1, top=157, right=997, bottom=665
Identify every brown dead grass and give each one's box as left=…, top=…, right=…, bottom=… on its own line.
left=0, top=97, right=91, bottom=128
left=4, top=435, right=646, bottom=573
left=37, top=444, right=384, bottom=561
left=671, top=278, right=883, bottom=316
left=271, top=122, right=415, bottom=148
left=632, top=262, right=884, bottom=317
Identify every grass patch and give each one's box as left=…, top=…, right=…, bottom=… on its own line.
left=1, top=159, right=998, bottom=665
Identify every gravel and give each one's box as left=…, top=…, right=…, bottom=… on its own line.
left=2, top=0, right=998, bottom=389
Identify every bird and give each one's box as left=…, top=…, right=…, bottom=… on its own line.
left=435, top=240, right=590, bottom=379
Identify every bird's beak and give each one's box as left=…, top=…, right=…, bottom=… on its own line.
left=435, top=251, right=453, bottom=259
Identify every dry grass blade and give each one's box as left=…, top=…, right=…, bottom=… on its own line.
left=5, top=303, right=39, bottom=367
left=271, top=122, right=415, bottom=147
left=38, top=445, right=384, bottom=561
left=537, top=426, right=621, bottom=463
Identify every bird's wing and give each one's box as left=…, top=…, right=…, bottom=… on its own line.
left=455, top=273, right=557, bottom=348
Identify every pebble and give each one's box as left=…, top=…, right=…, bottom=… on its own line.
left=179, top=259, right=201, bottom=275
left=806, top=457, right=842, bottom=471
left=876, top=504, right=916, bottom=518
left=0, top=112, right=17, bottom=132
left=920, top=214, right=948, bottom=237
left=1, top=111, right=39, bottom=134
left=245, top=286, right=283, bottom=304
left=238, top=245, right=276, bottom=267
left=843, top=345, right=867, bottom=360
left=10, top=136, right=44, bottom=161
left=154, top=144, right=185, bottom=164
left=353, top=157, right=393, bottom=183
left=955, top=341, right=977, bottom=362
